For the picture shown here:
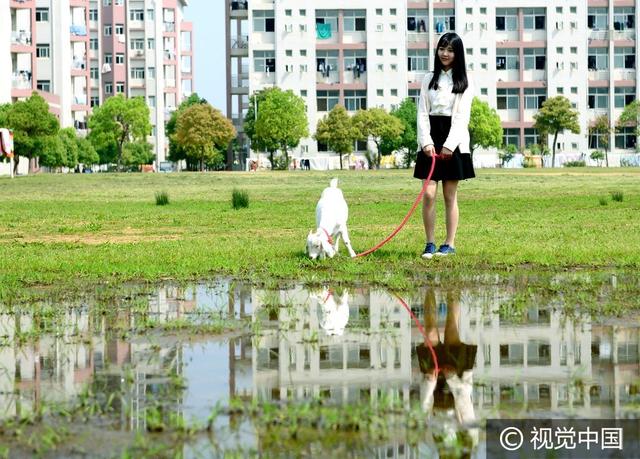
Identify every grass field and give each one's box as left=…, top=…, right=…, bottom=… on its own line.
left=0, top=168, right=638, bottom=290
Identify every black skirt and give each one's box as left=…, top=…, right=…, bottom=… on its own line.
left=416, top=342, right=478, bottom=378
left=413, top=115, right=475, bottom=181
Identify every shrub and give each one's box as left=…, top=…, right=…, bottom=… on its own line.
left=620, top=156, right=640, bottom=167
left=610, top=191, right=624, bottom=202
left=271, top=154, right=290, bottom=170
left=564, top=160, right=586, bottom=167
left=155, top=191, right=169, bottom=206
left=598, top=197, right=608, bottom=206
left=232, top=188, right=249, bottom=209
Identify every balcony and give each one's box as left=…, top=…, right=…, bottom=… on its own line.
left=70, top=24, right=87, bottom=36
left=230, top=1, right=248, bottom=18
left=163, top=22, right=175, bottom=33
left=588, top=29, right=609, bottom=41
left=613, top=69, right=636, bottom=80
left=612, top=29, right=635, bottom=41
left=164, top=50, right=176, bottom=61
left=588, top=69, right=610, bottom=81
left=231, top=35, right=248, bottom=57
left=11, top=30, right=31, bottom=46
left=11, top=72, right=32, bottom=89
left=72, top=58, right=86, bottom=70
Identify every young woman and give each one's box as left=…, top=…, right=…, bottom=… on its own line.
left=414, top=33, right=475, bottom=258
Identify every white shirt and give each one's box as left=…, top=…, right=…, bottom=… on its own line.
left=428, top=69, right=456, bottom=116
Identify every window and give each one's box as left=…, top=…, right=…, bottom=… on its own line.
left=481, top=7, right=487, bottom=14
left=103, top=0, right=111, bottom=5
left=147, top=9, right=155, bottom=20
left=524, top=48, right=546, bottom=70
left=377, top=89, right=383, bottom=96
left=90, top=38, right=98, bottom=50
left=147, top=67, right=156, bottom=78
left=343, top=9, right=366, bottom=32
left=523, top=8, right=545, bottom=30
left=90, top=96, right=99, bottom=107
left=116, top=53, right=124, bottom=64
left=557, top=87, right=564, bottom=94
left=89, top=9, right=98, bottom=21
left=480, top=48, right=487, bottom=55
left=36, top=44, right=50, bottom=58
left=503, top=128, right=520, bottom=149
left=433, top=9, right=455, bottom=32
left=131, top=38, right=144, bottom=50
left=571, top=47, right=577, bottom=54
left=496, top=49, right=519, bottom=70
left=407, top=9, right=428, bottom=32
left=253, top=50, right=275, bottom=72
left=316, top=50, right=338, bottom=76
left=480, top=88, right=488, bottom=96
left=556, top=47, right=563, bottom=54
left=36, top=80, right=50, bottom=92
left=390, top=23, right=397, bottom=31
left=104, top=25, right=112, bottom=36
left=496, top=8, right=518, bottom=31
left=615, top=87, right=635, bottom=108
left=571, top=87, right=578, bottom=94
left=115, top=24, right=124, bottom=35
left=588, top=8, right=608, bottom=29
left=497, top=88, right=519, bottom=109
left=116, top=82, right=125, bottom=93
left=90, top=67, right=99, bottom=79
left=131, top=67, right=145, bottom=79
left=130, top=9, right=144, bottom=21
left=570, top=7, right=577, bottom=14
left=316, top=10, right=338, bottom=34
left=391, top=89, right=398, bottom=96
left=466, top=8, right=472, bottom=14
left=148, top=38, right=155, bottom=49
left=105, top=83, right=113, bottom=94
left=148, top=96, right=156, bottom=107
left=35, top=8, right=49, bottom=22
left=181, top=56, right=191, bottom=73
left=390, top=8, right=396, bottom=15
left=104, top=53, right=112, bottom=64
left=344, top=50, right=367, bottom=76
left=376, top=49, right=383, bottom=56
left=344, top=90, right=367, bottom=111
left=408, top=49, right=428, bottom=71
left=253, top=10, right=275, bottom=32
left=614, top=47, right=635, bottom=69
left=300, top=90, right=307, bottom=97
left=285, top=9, right=292, bottom=16
left=556, top=7, right=563, bottom=13
left=613, top=7, right=635, bottom=31
left=390, top=48, right=397, bottom=56
left=181, top=31, right=191, bottom=51
left=524, top=128, right=540, bottom=148
left=286, top=49, right=292, bottom=56
left=588, top=87, right=609, bottom=109
left=481, top=63, right=488, bottom=70
left=317, top=90, right=339, bottom=112
left=300, top=9, right=306, bottom=16
left=376, top=8, right=382, bottom=15
left=616, top=126, right=637, bottom=149
left=524, top=88, right=546, bottom=109
left=588, top=47, right=609, bottom=70
left=466, top=48, right=473, bottom=55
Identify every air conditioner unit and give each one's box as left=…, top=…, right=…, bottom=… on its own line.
left=570, top=62, right=577, bottom=69
left=465, top=23, right=473, bottom=31
left=480, top=22, right=487, bottom=30
left=556, top=62, right=564, bottom=69
left=570, top=21, right=577, bottom=29
left=284, top=24, right=293, bottom=32
left=136, top=50, right=144, bottom=57
left=299, top=64, right=307, bottom=72
left=376, top=24, right=383, bottom=32
left=299, top=24, right=307, bottom=32
left=556, top=21, right=563, bottom=30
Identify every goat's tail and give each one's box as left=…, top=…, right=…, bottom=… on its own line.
left=329, top=178, right=338, bottom=188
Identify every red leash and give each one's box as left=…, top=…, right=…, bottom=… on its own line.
left=355, top=154, right=441, bottom=258
left=394, top=293, right=440, bottom=376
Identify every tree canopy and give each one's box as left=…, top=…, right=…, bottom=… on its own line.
left=469, top=97, right=502, bottom=154
left=352, top=107, right=404, bottom=168
left=533, top=96, right=580, bottom=167
left=314, top=105, right=360, bottom=170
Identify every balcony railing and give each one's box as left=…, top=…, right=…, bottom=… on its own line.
left=70, top=24, right=87, bottom=36
left=11, top=72, right=32, bottom=89
left=11, top=30, right=31, bottom=45
left=588, top=29, right=609, bottom=40
left=163, top=22, right=175, bottom=32
left=230, top=1, right=247, bottom=11
left=231, top=35, right=248, bottom=49
left=588, top=69, right=610, bottom=80
left=72, top=58, right=86, bottom=70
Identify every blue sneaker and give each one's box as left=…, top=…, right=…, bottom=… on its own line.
left=435, top=244, right=456, bottom=256
left=421, top=242, right=437, bottom=259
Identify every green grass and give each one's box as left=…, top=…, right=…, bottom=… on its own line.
left=0, top=168, right=638, bottom=289
left=155, top=190, right=169, bottom=206
left=231, top=188, right=249, bottom=209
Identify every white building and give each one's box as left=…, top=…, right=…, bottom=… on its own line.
left=226, top=1, right=639, bottom=169
left=1, top=0, right=194, bottom=174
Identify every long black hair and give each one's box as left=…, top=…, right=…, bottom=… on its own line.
left=428, top=32, right=468, bottom=94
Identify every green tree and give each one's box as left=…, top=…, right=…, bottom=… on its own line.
left=589, top=114, right=612, bottom=167
left=88, top=95, right=151, bottom=171
left=352, top=107, right=404, bottom=168
left=37, top=135, right=67, bottom=170
left=533, top=96, right=580, bottom=167
left=5, top=92, right=59, bottom=174
left=246, top=88, right=308, bottom=169
left=379, top=98, right=418, bottom=168
left=77, top=137, right=99, bottom=167
left=174, top=103, right=236, bottom=171
left=618, top=100, right=640, bottom=135
left=314, top=105, right=360, bottom=170
left=123, top=142, right=155, bottom=168
left=469, top=97, right=502, bottom=155
left=166, top=93, right=207, bottom=170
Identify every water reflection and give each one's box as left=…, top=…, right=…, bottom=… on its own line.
left=0, top=281, right=639, bottom=455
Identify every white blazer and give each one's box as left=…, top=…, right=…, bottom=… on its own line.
left=417, top=71, right=474, bottom=154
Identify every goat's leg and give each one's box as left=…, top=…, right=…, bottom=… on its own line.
left=340, top=225, right=357, bottom=258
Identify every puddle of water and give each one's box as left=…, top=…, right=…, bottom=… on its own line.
left=0, top=278, right=639, bottom=457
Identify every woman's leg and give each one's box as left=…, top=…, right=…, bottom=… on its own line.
left=423, top=287, right=440, bottom=345
left=442, top=180, right=459, bottom=247
left=422, top=180, right=438, bottom=243
left=443, top=290, right=461, bottom=346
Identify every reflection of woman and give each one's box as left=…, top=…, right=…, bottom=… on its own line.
left=418, top=288, right=478, bottom=453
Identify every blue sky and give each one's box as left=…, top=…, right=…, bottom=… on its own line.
left=183, top=2, right=226, bottom=115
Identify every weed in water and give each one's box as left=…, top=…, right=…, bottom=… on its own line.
left=599, top=196, right=608, bottom=206
left=232, top=188, right=249, bottom=210
left=611, top=191, right=624, bottom=202
left=155, top=191, right=169, bottom=206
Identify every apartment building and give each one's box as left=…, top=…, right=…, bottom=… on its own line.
left=1, top=0, right=194, bottom=170
left=226, top=1, right=639, bottom=169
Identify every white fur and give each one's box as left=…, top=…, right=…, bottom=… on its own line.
left=305, top=178, right=356, bottom=260
left=318, top=289, right=349, bottom=336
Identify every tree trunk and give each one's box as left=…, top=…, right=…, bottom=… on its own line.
left=605, top=145, right=609, bottom=167
left=269, top=151, right=274, bottom=168
left=339, top=152, right=343, bottom=170
left=117, top=142, right=123, bottom=172
left=283, top=148, right=289, bottom=169
left=13, top=156, right=19, bottom=175
left=551, top=132, right=559, bottom=167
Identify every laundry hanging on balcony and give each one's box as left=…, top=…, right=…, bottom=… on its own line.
left=316, top=23, right=332, bottom=39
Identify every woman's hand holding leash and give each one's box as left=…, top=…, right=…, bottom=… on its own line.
left=439, top=146, right=453, bottom=160
left=422, top=145, right=436, bottom=157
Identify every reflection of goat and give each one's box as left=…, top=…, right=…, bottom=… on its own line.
left=315, top=289, right=349, bottom=336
